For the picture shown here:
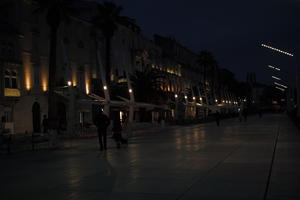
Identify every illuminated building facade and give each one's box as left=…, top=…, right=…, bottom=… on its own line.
left=0, top=0, right=238, bottom=134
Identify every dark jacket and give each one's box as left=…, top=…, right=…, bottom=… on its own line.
left=94, top=113, right=110, bottom=129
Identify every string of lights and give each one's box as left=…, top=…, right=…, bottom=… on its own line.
left=274, top=82, right=288, bottom=89
left=262, top=44, right=294, bottom=57
left=268, top=65, right=281, bottom=71
left=275, top=86, right=285, bottom=92
left=271, top=76, right=281, bottom=81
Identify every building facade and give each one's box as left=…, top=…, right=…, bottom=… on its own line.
left=0, top=0, right=239, bottom=135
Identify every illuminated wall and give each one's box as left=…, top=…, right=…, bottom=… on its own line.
left=40, top=56, right=48, bottom=91
left=84, top=64, right=90, bottom=94
left=22, top=52, right=33, bottom=90
left=71, top=62, right=77, bottom=86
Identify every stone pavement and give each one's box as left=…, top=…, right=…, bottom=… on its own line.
left=0, top=114, right=299, bottom=200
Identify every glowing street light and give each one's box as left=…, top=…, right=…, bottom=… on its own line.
left=275, top=86, right=285, bottom=92
left=274, top=82, right=288, bottom=89
left=67, top=81, right=72, bottom=86
left=199, top=97, right=202, bottom=101
left=184, top=95, right=188, bottom=99
left=103, top=85, right=107, bottom=90
left=175, top=94, right=178, bottom=98
left=129, top=88, right=133, bottom=93
left=268, top=65, right=281, bottom=71
left=272, top=76, right=281, bottom=81
left=192, top=97, right=196, bottom=100
left=261, top=44, right=294, bottom=57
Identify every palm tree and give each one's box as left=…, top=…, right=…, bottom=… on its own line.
left=32, top=0, right=77, bottom=128
left=130, top=69, right=166, bottom=104
left=92, top=1, right=139, bottom=88
left=197, top=51, right=218, bottom=104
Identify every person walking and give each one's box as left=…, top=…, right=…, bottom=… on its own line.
left=94, top=109, right=110, bottom=151
left=112, top=117, right=123, bottom=149
left=215, top=111, right=221, bottom=126
left=238, top=108, right=243, bottom=122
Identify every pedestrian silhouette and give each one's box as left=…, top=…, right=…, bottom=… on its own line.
left=112, top=115, right=128, bottom=148
left=215, top=111, right=221, bottom=126
left=42, top=115, right=48, bottom=133
left=112, top=118, right=122, bottom=149
left=238, top=109, right=242, bottom=122
left=94, top=109, right=110, bottom=151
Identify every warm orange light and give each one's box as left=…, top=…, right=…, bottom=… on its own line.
left=86, top=84, right=90, bottom=94
left=23, top=52, right=32, bottom=90
left=42, top=84, right=47, bottom=92
left=72, top=67, right=77, bottom=86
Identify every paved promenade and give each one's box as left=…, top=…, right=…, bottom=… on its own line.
left=1, top=114, right=300, bottom=200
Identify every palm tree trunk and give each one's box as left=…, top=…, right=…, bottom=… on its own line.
left=95, top=37, right=110, bottom=114
left=48, top=25, right=58, bottom=128
left=105, top=36, right=111, bottom=87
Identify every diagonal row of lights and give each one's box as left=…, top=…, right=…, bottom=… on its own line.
left=272, top=76, right=281, bottom=81
left=268, top=65, right=280, bottom=71
left=261, top=44, right=294, bottom=57
left=274, top=82, right=288, bottom=89
left=275, top=86, right=285, bottom=92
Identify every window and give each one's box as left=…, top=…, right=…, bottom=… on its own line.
left=4, top=69, right=18, bottom=89
left=5, top=70, right=11, bottom=88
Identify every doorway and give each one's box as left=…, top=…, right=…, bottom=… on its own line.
left=32, top=102, right=41, bottom=133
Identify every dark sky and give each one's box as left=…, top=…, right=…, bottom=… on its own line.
left=87, top=0, right=300, bottom=84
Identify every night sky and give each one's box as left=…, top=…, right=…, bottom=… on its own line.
left=87, top=0, right=300, bottom=84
